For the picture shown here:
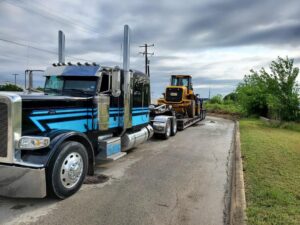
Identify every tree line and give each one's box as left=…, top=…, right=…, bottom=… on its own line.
left=209, top=57, right=299, bottom=121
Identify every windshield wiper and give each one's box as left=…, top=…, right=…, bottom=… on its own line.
left=64, top=89, right=93, bottom=96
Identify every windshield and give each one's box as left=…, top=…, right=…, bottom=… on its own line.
left=171, top=77, right=189, bottom=87
left=44, top=76, right=98, bottom=96
left=44, top=76, right=64, bottom=94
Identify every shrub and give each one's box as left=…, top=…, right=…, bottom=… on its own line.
left=236, top=57, right=299, bottom=121
left=209, top=94, right=223, bottom=104
left=0, top=83, right=23, bottom=92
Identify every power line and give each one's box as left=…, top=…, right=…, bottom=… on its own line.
left=0, top=37, right=94, bottom=63
left=28, top=1, right=99, bottom=32
left=4, top=0, right=99, bottom=34
left=0, top=37, right=57, bottom=55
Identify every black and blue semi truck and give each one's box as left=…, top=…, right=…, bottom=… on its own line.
left=0, top=25, right=177, bottom=199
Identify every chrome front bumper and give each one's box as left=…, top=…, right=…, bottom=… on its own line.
left=0, top=164, right=46, bottom=198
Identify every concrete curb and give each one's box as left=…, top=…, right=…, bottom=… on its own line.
left=229, top=121, right=247, bottom=225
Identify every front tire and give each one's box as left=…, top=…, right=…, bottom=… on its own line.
left=47, top=141, right=88, bottom=199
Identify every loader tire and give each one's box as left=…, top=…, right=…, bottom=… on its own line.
left=187, top=100, right=195, bottom=118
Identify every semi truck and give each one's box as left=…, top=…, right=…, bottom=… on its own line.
left=0, top=25, right=177, bottom=199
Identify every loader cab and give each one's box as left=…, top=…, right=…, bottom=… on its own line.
left=171, top=75, right=193, bottom=91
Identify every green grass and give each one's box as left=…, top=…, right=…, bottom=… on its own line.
left=239, top=119, right=300, bottom=225
left=263, top=121, right=300, bottom=133
left=205, top=102, right=244, bottom=116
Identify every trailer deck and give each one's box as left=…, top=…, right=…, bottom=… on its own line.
left=177, top=110, right=206, bottom=130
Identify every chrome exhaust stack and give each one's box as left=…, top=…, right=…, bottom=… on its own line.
left=120, top=25, right=153, bottom=151
left=122, top=25, right=132, bottom=133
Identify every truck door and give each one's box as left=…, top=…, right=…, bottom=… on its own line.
left=96, top=73, right=110, bottom=131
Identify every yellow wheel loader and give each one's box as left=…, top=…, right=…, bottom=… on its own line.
left=157, top=75, right=201, bottom=118
left=151, top=75, right=206, bottom=131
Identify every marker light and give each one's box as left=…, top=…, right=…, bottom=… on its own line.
left=18, top=136, right=50, bottom=150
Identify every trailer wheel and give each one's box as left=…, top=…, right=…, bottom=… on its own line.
left=163, top=119, right=171, bottom=139
left=47, top=141, right=88, bottom=199
left=171, top=119, right=177, bottom=136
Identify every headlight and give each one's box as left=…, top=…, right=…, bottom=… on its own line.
left=18, top=136, right=50, bottom=150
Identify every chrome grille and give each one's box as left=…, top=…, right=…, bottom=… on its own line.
left=0, top=102, right=8, bottom=157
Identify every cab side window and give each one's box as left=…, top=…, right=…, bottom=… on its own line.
left=100, top=73, right=110, bottom=93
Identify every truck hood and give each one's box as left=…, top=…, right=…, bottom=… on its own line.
left=19, top=93, right=94, bottom=135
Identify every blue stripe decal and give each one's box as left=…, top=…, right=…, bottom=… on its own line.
left=32, top=108, right=91, bottom=115
left=30, top=107, right=150, bottom=131
left=132, top=114, right=149, bottom=126
left=31, top=107, right=149, bottom=115
left=48, top=119, right=88, bottom=132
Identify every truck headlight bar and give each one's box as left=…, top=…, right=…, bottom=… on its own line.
left=18, top=136, right=50, bottom=150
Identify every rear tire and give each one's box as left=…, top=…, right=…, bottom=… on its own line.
left=171, top=119, right=177, bottom=136
left=47, top=141, right=88, bottom=199
left=163, top=119, right=171, bottom=139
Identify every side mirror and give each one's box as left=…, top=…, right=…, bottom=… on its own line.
left=111, top=68, right=121, bottom=97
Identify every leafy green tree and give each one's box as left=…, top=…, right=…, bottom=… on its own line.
left=265, top=57, right=299, bottom=120
left=236, top=71, right=269, bottom=116
left=0, top=83, right=23, bottom=92
left=237, top=57, right=299, bottom=121
left=223, top=92, right=237, bottom=102
left=209, top=94, right=223, bottom=104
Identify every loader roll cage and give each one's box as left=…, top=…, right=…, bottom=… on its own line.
left=170, top=75, right=193, bottom=91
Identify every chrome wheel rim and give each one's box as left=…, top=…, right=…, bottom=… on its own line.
left=60, top=152, right=83, bottom=189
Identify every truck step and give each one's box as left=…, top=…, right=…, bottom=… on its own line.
left=104, top=152, right=127, bottom=161
left=97, top=137, right=126, bottom=161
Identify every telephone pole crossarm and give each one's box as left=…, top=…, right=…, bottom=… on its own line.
left=139, top=43, right=154, bottom=77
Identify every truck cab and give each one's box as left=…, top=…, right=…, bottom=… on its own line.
left=0, top=25, right=178, bottom=200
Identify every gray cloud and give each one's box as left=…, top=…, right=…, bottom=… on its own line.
left=0, top=0, right=300, bottom=96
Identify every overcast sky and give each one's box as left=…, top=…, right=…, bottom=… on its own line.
left=0, top=0, right=300, bottom=98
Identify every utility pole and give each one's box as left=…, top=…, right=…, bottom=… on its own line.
left=139, top=44, right=154, bottom=77
left=12, top=73, right=19, bottom=86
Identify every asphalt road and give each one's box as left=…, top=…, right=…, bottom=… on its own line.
left=0, top=116, right=235, bottom=225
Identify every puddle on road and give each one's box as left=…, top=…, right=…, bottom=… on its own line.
left=10, top=204, right=27, bottom=210
left=192, top=123, right=204, bottom=127
left=84, top=174, right=109, bottom=185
